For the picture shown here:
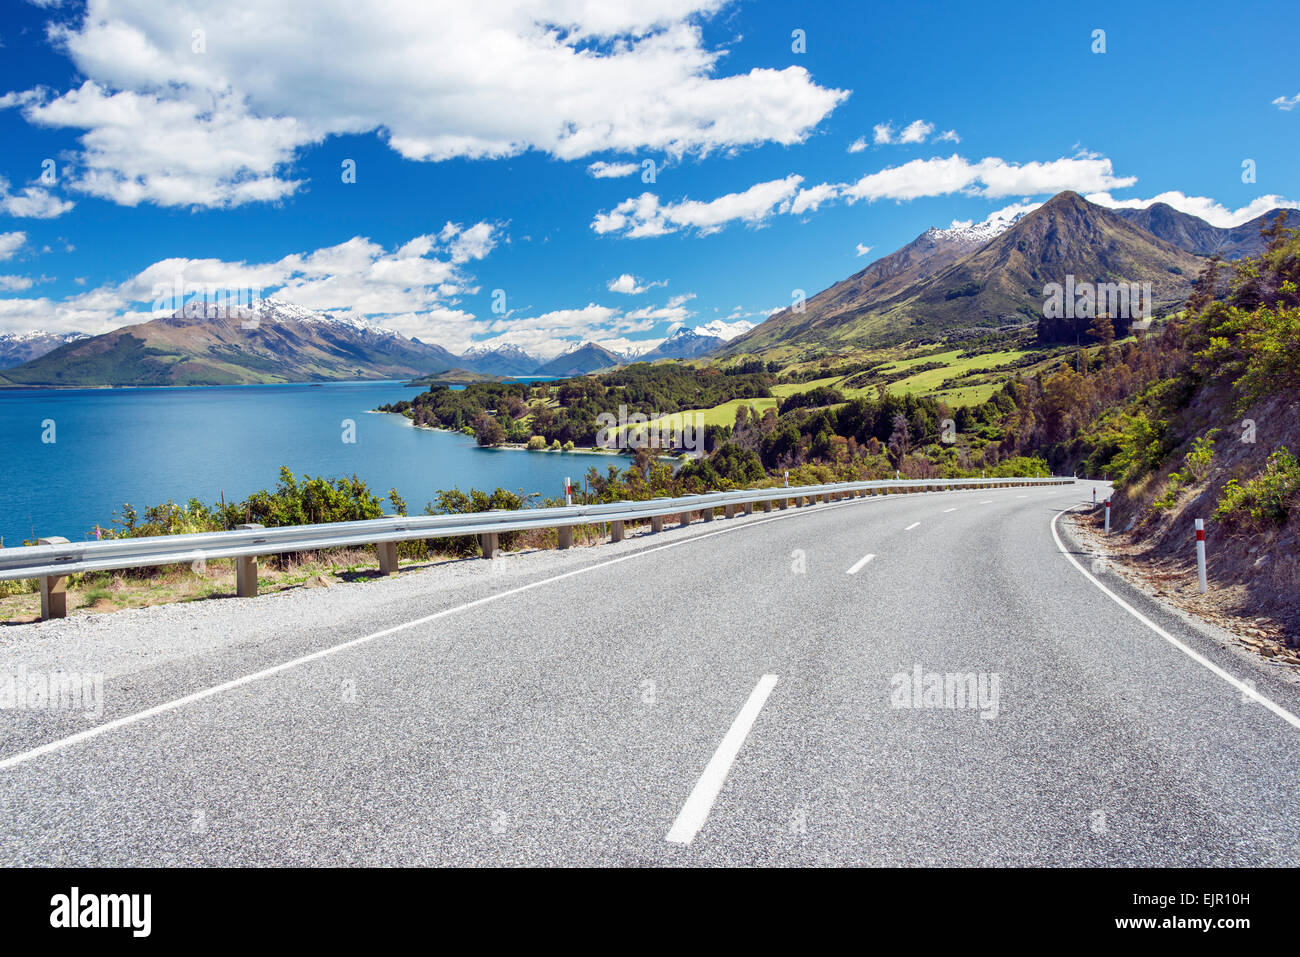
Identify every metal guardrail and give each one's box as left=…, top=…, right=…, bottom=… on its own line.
left=0, top=475, right=1073, bottom=618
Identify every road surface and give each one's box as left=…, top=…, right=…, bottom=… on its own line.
left=2, top=481, right=1297, bottom=866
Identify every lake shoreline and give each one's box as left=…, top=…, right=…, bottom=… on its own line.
left=368, top=409, right=688, bottom=461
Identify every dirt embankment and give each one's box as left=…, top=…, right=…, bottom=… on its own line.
left=1085, top=388, right=1300, bottom=644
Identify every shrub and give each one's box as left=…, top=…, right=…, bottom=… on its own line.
left=1154, top=430, right=1218, bottom=510
left=427, top=487, right=527, bottom=556
left=526, top=435, right=547, bottom=450
left=1214, top=448, right=1300, bottom=528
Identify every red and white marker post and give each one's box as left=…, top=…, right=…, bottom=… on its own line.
left=1092, top=487, right=1097, bottom=506
left=565, top=476, right=572, bottom=507
left=1104, top=498, right=1111, bottom=535
left=1195, top=518, right=1207, bottom=594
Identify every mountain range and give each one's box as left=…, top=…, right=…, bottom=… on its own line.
left=1112, top=203, right=1297, bottom=259
left=2, top=195, right=1292, bottom=385
left=719, top=192, right=1295, bottom=356
left=0, top=298, right=471, bottom=387
left=0, top=331, right=89, bottom=370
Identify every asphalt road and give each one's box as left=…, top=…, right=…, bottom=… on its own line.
left=2, top=481, right=1298, bottom=866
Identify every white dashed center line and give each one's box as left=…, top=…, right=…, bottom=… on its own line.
left=666, top=674, right=779, bottom=845
left=904, top=522, right=920, bottom=531
left=846, top=553, right=876, bottom=574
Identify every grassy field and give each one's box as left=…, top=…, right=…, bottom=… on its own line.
left=600, top=342, right=1064, bottom=437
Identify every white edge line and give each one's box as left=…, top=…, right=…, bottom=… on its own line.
left=846, top=553, right=876, bottom=575
left=666, top=673, right=779, bottom=845
left=943, top=508, right=957, bottom=513
left=1, top=497, right=869, bottom=772
left=904, top=522, right=920, bottom=531
left=1050, top=506, right=1300, bottom=731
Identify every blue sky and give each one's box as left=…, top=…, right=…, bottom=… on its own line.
left=0, top=0, right=1296, bottom=356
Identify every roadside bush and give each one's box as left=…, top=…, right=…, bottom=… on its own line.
left=1213, top=448, right=1300, bottom=528
left=426, top=487, right=527, bottom=556
left=1154, top=430, right=1218, bottom=510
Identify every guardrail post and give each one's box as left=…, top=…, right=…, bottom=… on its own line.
left=743, top=501, right=754, bottom=515
left=557, top=525, right=573, bottom=549
left=679, top=511, right=692, bottom=528
left=611, top=520, right=625, bottom=542
left=702, top=507, right=714, bottom=522
left=779, top=497, right=789, bottom=509
left=762, top=499, right=773, bottom=512
left=724, top=503, right=736, bottom=519
left=235, top=523, right=263, bottom=598
left=377, top=540, right=400, bottom=575
left=36, top=536, right=69, bottom=620
left=651, top=514, right=664, bottom=533
left=479, top=532, right=499, bottom=559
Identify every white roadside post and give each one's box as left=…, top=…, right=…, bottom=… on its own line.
left=1195, top=519, right=1208, bottom=594
left=1092, top=487, right=1097, bottom=506
left=565, top=477, right=572, bottom=507
left=783, top=470, right=789, bottom=488
left=1104, top=498, right=1111, bottom=536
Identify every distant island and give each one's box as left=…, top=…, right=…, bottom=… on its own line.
left=405, top=368, right=514, bottom=387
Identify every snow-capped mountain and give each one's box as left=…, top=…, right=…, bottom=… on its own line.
left=536, top=341, right=623, bottom=376
left=0, top=331, right=88, bottom=369
left=696, top=318, right=756, bottom=341
left=926, top=205, right=1035, bottom=247
left=2, top=297, right=461, bottom=386
left=638, top=327, right=722, bottom=361
left=459, top=342, right=542, bottom=376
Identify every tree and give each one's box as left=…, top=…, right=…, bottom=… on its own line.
left=473, top=412, right=506, bottom=446
left=887, top=414, right=911, bottom=466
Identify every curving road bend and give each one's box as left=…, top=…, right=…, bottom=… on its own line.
left=1, top=481, right=1297, bottom=866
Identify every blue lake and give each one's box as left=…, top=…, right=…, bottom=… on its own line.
left=0, top=380, right=627, bottom=545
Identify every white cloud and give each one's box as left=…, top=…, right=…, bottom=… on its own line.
left=0, top=276, right=34, bottom=292
left=594, top=154, right=1137, bottom=237
left=855, top=243, right=873, bottom=257
left=479, top=304, right=655, bottom=358
left=624, top=302, right=694, bottom=325
left=848, top=136, right=867, bottom=153
left=790, top=182, right=838, bottom=215
left=6, top=0, right=847, bottom=208
left=869, top=119, right=957, bottom=147
left=1086, top=190, right=1300, bottom=229
left=1272, top=93, right=1300, bottom=111
left=0, top=232, right=26, bottom=260
left=0, top=177, right=75, bottom=218
left=593, top=174, right=804, bottom=237
left=0, top=222, right=500, bottom=338
left=897, top=119, right=934, bottom=144
left=588, top=161, right=641, bottom=179
left=607, top=273, right=667, bottom=294
left=840, top=153, right=1136, bottom=202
